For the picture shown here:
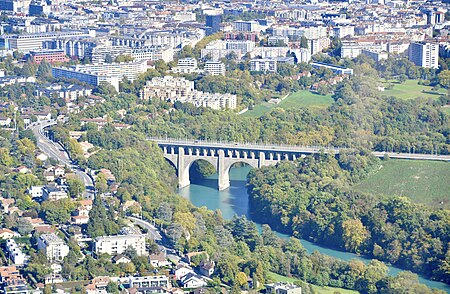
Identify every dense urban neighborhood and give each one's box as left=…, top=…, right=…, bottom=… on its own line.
left=0, top=0, right=449, bottom=293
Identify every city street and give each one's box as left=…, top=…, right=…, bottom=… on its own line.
left=28, top=120, right=95, bottom=199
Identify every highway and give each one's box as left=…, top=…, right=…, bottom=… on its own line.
left=28, top=120, right=95, bottom=199
left=150, top=137, right=450, bottom=162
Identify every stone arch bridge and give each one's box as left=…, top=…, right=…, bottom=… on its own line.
left=151, top=138, right=450, bottom=191
left=154, top=138, right=342, bottom=191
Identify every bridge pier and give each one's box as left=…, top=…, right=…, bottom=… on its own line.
left=218, top=149, right=230, bottom=191
left=162, top=144, right=303, bottom=191
left=178, top=147, right=190, bottom=189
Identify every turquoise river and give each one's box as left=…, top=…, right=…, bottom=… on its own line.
left=178, top=165, right=450, bottom=293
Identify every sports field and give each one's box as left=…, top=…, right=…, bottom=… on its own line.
left=380, top=80, right=446, bottom=100
left=353, top=159, right=450, bottom=208
left=242, top=90, right=333, bottom=118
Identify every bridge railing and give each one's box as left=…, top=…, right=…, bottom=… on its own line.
left=147, top=136, right=345, bottom=153
left=147, top=137, right=450, bottom=162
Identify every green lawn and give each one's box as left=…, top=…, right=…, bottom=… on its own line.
left=380, top=80, right=446, bottom=100
left=267, top=272, right=359, bottom=294
left=353, top=159, right=450, bottom=208
left=242, top=90, right=333, bottom=118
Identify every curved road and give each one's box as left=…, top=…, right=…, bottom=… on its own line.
left=128, top=216, right=162, bottom=241
left=28, top=120, right=95, bottom=199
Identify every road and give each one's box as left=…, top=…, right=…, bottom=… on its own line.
left=28, top=120, right=95, bottom=199
left=150, top=137, right=450, bottom=162
left=128, top=216, right=162, bottom=241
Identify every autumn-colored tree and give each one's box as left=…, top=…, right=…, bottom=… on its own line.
left=342, top=219, right=369, bottom=253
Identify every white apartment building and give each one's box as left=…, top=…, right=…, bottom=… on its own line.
left=340, top=41, right=386, bottom=58
left=94, top=235, right=146, bottom=256
left=131, top=46, right=174, bottom=63
left=42, top=185, right=68, bottom=201
left=140, top=76, right=237, bottom=110
left=290, top=48, right=311, bottom=63
left=250, top=58, right=277, bottom=72
left=204, top=61, right=225, bottom=76
left=272, top=26, right=327, bottom=40
left=52, top=60, right=149, bottom=91
left=201, top=48, right=242, bottom=61
left=172, top=57, right=198, bottom=74
left=201, top=40, right=255, bottom=61
left=0, top=30, right=94, bottom=52
left=408, top=42, right=438, bottom=69
left=332, top=25, right=355, bottom=38
left=250, top=47, right=290, bottom=59
left=225, top=40, right=255, bottom=54
left=37, top=234, right=69, bottom=262
left=309, top=37, right=331, bottom=56
left=174, top=11, right=196, bottom=22
left=6, top=239, right=27, bottom=265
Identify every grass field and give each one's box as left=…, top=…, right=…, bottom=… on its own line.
left=242, top=90, right=333, bottom=118
left=353, top=159, right=450, bottom=208
left=380, top=80, right=447, bottom=100
left=267, top=272, right=359, bottom=294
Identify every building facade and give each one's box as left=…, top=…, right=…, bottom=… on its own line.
left=37, top=234, right=70, bottom=262
left=204, top=61, right=225, bottom=76
left=94, top=235, right=146, bottom=256
left=408, top=42, right=438, bottom=69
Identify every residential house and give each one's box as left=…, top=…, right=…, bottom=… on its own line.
left=174, top=265, right=194, bottom=280
left=0, top=198, right=16, bottom=213
left=265, top=282, right=302, bottom=294
left=0, top=116, right=11, bottom=127
left=149, top=252, right=171, bottom=268
left=71, top=215, right=89, bottom=225
left=0, top=229, right=20, bottom=240
left=180, top=273, right=207, bottom=289
left=34, top=225, right=56, bottom=234
left=28, top=186, right=44, bottom=198
left=199, top=260, right=214, bottom=277
left=112, top=254, right=132, bottom=264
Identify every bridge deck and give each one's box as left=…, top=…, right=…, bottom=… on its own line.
left=150, top=137, right=450, bottom=162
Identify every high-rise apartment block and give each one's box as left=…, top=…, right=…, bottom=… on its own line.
left=408, top=42, right=438, bottom=69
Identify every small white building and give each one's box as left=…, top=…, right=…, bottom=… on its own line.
left=37, top=233, right=70, bottom=262
left=0, top=116, right=11, bottom=127
left=6, top=239, right=27, bottom=265
left=175, top=265, right=194, bottom=280
left=28, top=186, right=44, bottom=198
left=180, top=273, right=207, bottom=289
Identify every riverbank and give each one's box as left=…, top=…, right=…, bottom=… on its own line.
left=178, top=165, right=450, bottom=293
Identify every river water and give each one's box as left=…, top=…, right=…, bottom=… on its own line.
left=178, top=165, right=450, bottom=293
